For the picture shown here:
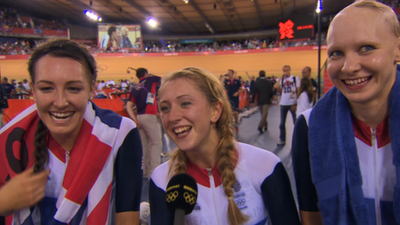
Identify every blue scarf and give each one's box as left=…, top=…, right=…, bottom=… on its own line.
left=308, top=66, right=400, bottom=224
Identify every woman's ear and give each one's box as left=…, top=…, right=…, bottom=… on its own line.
left=395, top=38, right=400, bottom=62
left=90, top=81, right=96, bottom=99
left=211, top=101, right=223, bottom=123
left=31, top=81, right=36, bottom=100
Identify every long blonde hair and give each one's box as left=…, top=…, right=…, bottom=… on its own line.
left=158, top=67, right=248, bottom=225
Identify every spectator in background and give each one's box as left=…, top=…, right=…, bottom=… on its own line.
left=11, top=79, right=17, bottom=88
left=238, top=76, right=243, bottom=83
left=106, top=79, right=116, bottom=88
left=251, top=70, right=274, bottom=133
left=22, top=79, right=31, bottom=94
left=120, top=79, right=128, bottom=91
left=296, top=78, right=314, bottom=116
left=1, top=77, right=15, bottom=99
left=126, top=67, right=162, bottom=179
left=301, top=66, right=318, bottom=105
left=224, top=69, right=242, bottom=133
left=0, top=73, right=7, bottom=128
left=121, top=27, right=133, bottom=48
left=271, top=75, right=278, bottom=105
left=97, top=80, right=105, bottom=90
left=15, top=81, right=28, bottom=99
left=219, top=74, right=224, bottom=83
left=275, top=65, right=300, bottom=146
left=246, top=72, right=256, bottom=97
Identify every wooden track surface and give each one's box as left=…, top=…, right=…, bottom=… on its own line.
left=0, top=50, right=327, bottom=82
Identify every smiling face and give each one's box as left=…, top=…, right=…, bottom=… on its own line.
left=327, top=6, right=400, bottom=106
left=32, top=55, right=92, bottom=141
left=159, top=78, right=221, bottom=152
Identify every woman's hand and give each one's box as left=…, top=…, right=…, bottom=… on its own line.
left=0, top=168, right=50, bottom=216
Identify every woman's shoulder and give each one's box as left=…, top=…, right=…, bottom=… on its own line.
left=236, top=142, right=281, bottom=167
left=91, top=102, right=137, bottom=130
left=150, top=160, right=171, bottom=190
left=298, top=91, right=308, bottom=99
left=235, top=142, right=283, bottom=183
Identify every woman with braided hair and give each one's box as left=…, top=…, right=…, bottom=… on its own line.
left=149, top=67, right=300, bottom=225
left=0, top=39, right=143, bottom=224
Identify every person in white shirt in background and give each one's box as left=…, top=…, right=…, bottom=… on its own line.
left=106, top=79, right=116, bottom=88
left=22, top=79, right=31, bottom=94
left=274, top=65, right=300, bottom=146
left=97, top=80, right=105, bottom=91
left=296, top=77, right=314, bottom=116
left=120, top=80, right=128, bottom=91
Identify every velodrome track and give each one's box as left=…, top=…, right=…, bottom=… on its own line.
left=0, top=46, right=327, bottom=81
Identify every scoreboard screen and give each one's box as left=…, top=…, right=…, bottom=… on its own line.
left=98, top=24, right=142, bottom=50
left=278, top=15, right=314, bottom=40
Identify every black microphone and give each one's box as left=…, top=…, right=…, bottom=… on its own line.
left=165, top=173, right=198, bottom=225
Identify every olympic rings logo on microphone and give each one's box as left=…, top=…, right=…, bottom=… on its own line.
left=166, top=191, right=179, bottom=202
left=184, top=192, right=197, bottom=205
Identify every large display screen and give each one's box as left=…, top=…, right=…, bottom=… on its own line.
left=278, top=15, right=314, bottom=40
left=98, top=24, right=142, bottom=50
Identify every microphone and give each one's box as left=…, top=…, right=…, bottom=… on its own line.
left=165, top=173, right=198, bottom=225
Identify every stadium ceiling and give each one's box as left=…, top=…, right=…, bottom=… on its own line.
left=3, top=0, right=353, bottom=35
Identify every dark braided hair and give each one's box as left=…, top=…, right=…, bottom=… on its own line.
left=28, top=39, right=97, bottom=172
left=33, top=119, right=48, bottom=173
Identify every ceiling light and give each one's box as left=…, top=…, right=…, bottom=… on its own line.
left=84, top=10, right=102, bottom=22
left=148, top=18, right=158, bottom=28
left=316, top=0, right=322, bottom=13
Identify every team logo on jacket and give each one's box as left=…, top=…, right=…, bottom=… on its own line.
left=233, top=180, right=247, bottom=209
left=233, top=180, right=241, bottom=192
left=193, top=204, right=201, bottom=210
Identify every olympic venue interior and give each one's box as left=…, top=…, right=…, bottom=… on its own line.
left=1, top=48, right=328, bottom=82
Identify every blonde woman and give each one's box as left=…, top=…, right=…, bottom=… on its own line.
left=149, top=67, right=300, bottom=225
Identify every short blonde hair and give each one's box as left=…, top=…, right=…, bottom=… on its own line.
left=121, top=26, right=129, bottom=33
left=346, top=0, right=400, bottom=37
